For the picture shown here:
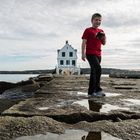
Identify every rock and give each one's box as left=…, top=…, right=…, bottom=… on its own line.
left=0, top=82, right=16, bottom=94
left=0, top=79, right=40, bottom=99
left=109, top=70, right=140, bottom=79
left=2, top=97, right=140, bottom=124
left=0, top=75, right=140, bottom=140
left=17, top=78, right=36, bottom=86
left=35, top=74, right=54, bottom=82
left=0, top=99, right=20, bottom=113
left=0, top=79, right=39, bottom=94
left=0, top=116, right=65, bottom=140
left=21, top=83, right=40, bottom=92
left=74, top=119, right=140, bottom=140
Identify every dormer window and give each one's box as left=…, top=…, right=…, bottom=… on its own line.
left=62, top=52, right=65, bottom=57
left=69, top=52, right=73, bottom=57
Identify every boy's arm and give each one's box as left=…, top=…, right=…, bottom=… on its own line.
left=81, top=39, right=87, bottom=61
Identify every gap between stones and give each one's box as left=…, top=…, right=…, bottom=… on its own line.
left=1, top=111, right=140, bottom=124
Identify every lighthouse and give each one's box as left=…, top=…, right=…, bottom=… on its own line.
left=56, top=41, right=80, bottom=75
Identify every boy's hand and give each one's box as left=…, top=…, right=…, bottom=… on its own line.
left=82, top=54, right=86, bottom=61
left=96, top=31, right=105, bottom=39
left=100, top=35, right=106, bottom=45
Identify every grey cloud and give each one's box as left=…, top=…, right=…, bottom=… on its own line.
left=103, top=15, right=140, bottom=28
left=47, top=0, right=84, bottom=7
left=0, top=0, right=140, bottom=40
left=0, top=31, right=59, bottom=40
left=0, top=0, right=61, bottom=40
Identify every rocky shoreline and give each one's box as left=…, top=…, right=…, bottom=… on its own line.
left=0, top=74, right=140, bottom=140
left=0, top=68, right=140, bottom=76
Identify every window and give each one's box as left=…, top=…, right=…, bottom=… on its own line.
left=69, top=52, right=73, bottom=57
left=60, top=60, right=64, bottom=65
left=72, top=60, right=76, bottom=66
left=66, top=60, right=70, bottom=65
left=62, top=52, right=65, bottom=57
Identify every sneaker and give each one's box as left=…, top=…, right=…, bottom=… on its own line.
left=96, top=91, right=106, bottom=97
left=91, top=91, right=105, bottom=98
left=91, top=92, right=100, bottom=97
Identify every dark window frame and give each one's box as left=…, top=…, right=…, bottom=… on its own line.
left=66, top=60, right=70, bottom=65
left=60, top=60, right=64, bottom=65
left=69, top=52, right=73, bottom=57
left=72, top=60, right=76, bottom=66
left=62, top=52, right=65, bottom=57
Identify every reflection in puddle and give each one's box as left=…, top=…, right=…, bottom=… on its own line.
left=122, top=99, right=140, bottom=106
left=69, top=91, right=121, bottom=99
left=100, top=104, right=129, bottom=113
left=73, top=99, right=129, bottom=113
left=37, top=92, right=124, bottom=112
left=16, top=129, right=122, bottom=140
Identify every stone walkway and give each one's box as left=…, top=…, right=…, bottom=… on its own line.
left=0, top=75, right=140, bottom=140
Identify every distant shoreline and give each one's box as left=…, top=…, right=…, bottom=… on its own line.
left=0, top=68, right=140, bottom=75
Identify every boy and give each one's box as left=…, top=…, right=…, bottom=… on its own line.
left=81, top=13, right=106, bottom=97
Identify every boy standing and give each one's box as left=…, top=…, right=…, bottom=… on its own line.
left=81, top=13, right=106, bottom=97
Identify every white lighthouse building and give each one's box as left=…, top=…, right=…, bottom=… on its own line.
left=56, top=41, right=80, bottom=75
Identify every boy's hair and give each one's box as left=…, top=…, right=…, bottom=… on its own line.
left=91, top=13, right=102, bottom=21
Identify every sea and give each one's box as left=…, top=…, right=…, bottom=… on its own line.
left=0, top=74, right=109, bottom=83
left=0, top=74, right=39, bottom=83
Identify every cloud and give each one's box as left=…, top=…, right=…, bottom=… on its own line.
left=0, top=0, right=61, bottom=40
left=0, top=0, right=140, bottom=40
left=0, top=0, right=140, bottom=70
left=103, top=14, right=140, bottom=28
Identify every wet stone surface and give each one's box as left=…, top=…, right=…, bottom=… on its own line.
left=16, top=129, right=122, bottom=140
left=0, top=75, right=140, bottom=140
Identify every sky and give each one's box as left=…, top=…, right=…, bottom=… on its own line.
left=0, top=0, right=140, bottom=71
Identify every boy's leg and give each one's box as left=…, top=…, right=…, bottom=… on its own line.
left=95, top=56, right=102, bottom=92
left=86, top=55, right=98, bottom=95
left=86, top=55, right=102, bottom=95
left=86, top=55, right=96, bottom=95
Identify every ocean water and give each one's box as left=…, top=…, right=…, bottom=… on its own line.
left=0, top=74, right=109, bottom=83
left=0, top=74, right=39, bottom=83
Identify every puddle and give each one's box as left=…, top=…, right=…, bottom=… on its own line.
left=38, top=107, right=49, bottom=110
left=37, top=92, right=126, bottom=112
left=77, top=92, right=87, bottom=96
left=122, top=99, right=140, bottom=106
left=105, top=92, right=121, bottom=97
left=16, top=129, right=122, bottom=140
left=69, top=91, right=121, bottom=99
left=69, top=91, right=88, bottom=97
left=37, top=100, right=75, bottom=111
left=77, top=92, right=121, bottom=98
left=73, top=99, right=129, bottom=113
left=56, top=100, right=74, bottom=107
left=100, top=104, right=129, bottom=113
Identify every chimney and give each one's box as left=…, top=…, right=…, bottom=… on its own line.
left=66, top=40, right=68, bottom=44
